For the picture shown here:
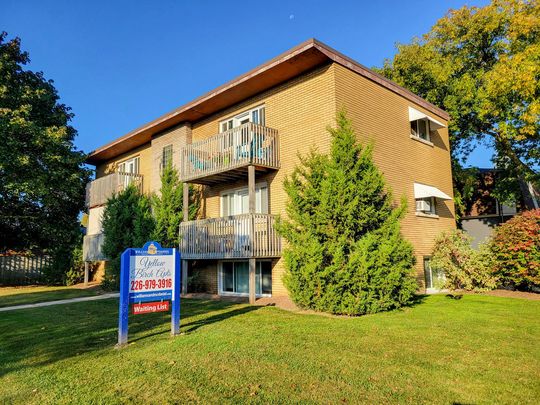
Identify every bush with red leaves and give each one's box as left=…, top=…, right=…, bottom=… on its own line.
left=491, top=209, right=540, bottom=291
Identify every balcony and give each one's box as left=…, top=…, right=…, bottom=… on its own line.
left=83, top=233, right=107, bottom=261
left=179, top=214, right=281, bottom=260
left=86, top=172, right=143, bottom=208
left=179, top=122, right=279, bottom=185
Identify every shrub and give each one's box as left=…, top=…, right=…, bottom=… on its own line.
left=491, top=209, right=540, bottom=291
left=276, top=111, right=418, bottom=315
left=64, top=245, right=99, bottom=286
left=101, top=185, right=155, bottom=290
left=152, top=163, right=199, bottom=248
left=65, top=245, right=85, bottom=286
left=431, top=229, right=497, bottom=291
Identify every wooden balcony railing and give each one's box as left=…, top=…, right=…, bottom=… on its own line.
left=179, top=214, right=281, bottom=259
left=85, top=172, right=143, bottom=208
left=83, top=233, right=107, bottom=261
left=179, top=122, right=279, bottom=184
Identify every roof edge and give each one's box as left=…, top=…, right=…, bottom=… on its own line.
left=86, top=38, right=449, bottom=164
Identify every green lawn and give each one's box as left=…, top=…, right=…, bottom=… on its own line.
left=0, top=295, right=538, bottom=404
left=0, top=286, right=100, bottom=308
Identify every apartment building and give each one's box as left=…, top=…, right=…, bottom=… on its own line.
left=83, top=39, right=455, bottom=301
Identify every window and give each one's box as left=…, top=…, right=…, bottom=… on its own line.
left=161, top=144, right=173, bottom=172
left=117, top=156, right=139, bottom=174
left=219, top=105, right=266, bottom=132
left=117, top=156, right=140, bottom=188
left=424, top=257, right=445, bottom=291
left=410, top=118, right=430, bottom=141
left=220, top=119, right=233, bottom=133
left=416, top=197, right=436, bottom=215
left=220, top=261, right=272, bottom=295
left=221, top=184, right=268, bottom=216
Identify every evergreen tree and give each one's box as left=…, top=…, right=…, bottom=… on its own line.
left=101, top=185, right=155, bottom=290
left=276, top=112, right=417, bottom=315
left=152, top=163, right=199, bottom=248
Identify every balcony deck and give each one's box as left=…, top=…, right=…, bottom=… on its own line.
left=179, top=123, right=279, bottom=185
left=86, top=172, right=143, bottom=208
left=179, top=214, right=281, bottom=260
left=83, top=233, right=107, bottom=261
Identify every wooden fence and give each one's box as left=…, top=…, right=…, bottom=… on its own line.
left=0, top=255, right=51, bottom=286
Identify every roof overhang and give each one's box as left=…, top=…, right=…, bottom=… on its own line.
left=86, top=38, right=450, bottom=165
left=414, top=183, right=452, bottom=200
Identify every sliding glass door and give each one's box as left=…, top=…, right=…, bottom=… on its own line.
left=220, top=261, right=272, bottom=296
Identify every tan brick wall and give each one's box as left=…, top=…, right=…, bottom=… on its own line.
left=92, top=61, right=455, bottom=296
left=190, top=64, right=337, bottom=296
left=333, top=63, right=456, bottom=286
left=191, top=260, right=218, bottom=294
left=150, top=123, right=192, bottom=193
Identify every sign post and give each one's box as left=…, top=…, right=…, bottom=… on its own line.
left=117, top=241, right=181, bottom=347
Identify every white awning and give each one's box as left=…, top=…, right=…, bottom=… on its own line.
left=408, top=107, right=445, bottom=129
left=414, top=183, right=452, bottom=200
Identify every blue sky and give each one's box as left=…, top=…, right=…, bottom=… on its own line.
left=2, top=0, right=492, bottom=167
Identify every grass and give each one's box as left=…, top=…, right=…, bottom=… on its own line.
left=0, top=286, right=100, bottom=308
left=0, top=295, right=538, bottom=404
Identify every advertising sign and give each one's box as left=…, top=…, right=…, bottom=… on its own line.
left=117, top=241, right=181, bottom=346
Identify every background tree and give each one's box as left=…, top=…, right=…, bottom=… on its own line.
left=377, top=0, right=539, bottom=213
left=0, top=32, right=90, bottom=278
left=101, top=186, right=155, bottom=290
left=152, top=163, right=199, bottom=248
left=276, top=112, right=417, bottom=315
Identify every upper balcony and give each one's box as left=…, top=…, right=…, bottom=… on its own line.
left=85, top=172, right=143, bottom=208
left=179, top=122, right=280, bottom=185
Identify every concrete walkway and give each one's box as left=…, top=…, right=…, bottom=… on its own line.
left=0, top=293, right=119, bottom=312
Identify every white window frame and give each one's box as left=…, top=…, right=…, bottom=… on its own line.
left=416, top=196, right=436, bottom=215
left=220, top=182, right=268, bottom=216
left=218, top=260, right=272, bottom=297
left=117, top=156, right=140, bottom=174
left=219, top=104, right=266, bottom=132
left=424, top=257, right=446, bottom=293
left=410, top=118, right=431, bottom=142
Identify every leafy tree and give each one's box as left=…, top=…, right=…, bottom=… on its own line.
left=152, top=163, right=199, bottom=248
left=377, top=0, right=540, bottom=211
left=276, top=112, right=418, bottom=315
left=0, top=32, right=90, bottom=277
left=101, top=185, right=155, bottom=290
left=491, top=209, right=540, bottom=290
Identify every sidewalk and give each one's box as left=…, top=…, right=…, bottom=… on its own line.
left=0, top=292, right=119, bottom=312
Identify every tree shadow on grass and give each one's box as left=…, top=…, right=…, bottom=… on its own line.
left=410, top=294, right=428, bottom=307
left=129, top=303, right=259, bottom=342
left=0, top=298, right=257, bottom=377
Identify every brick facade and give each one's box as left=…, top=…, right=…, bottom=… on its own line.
left=89, top=44, right=455, bottom=297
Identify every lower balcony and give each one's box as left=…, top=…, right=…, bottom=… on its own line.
left=179, top=214, right=281, bottom=260
left=83, top=233, right=107, bottom=261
